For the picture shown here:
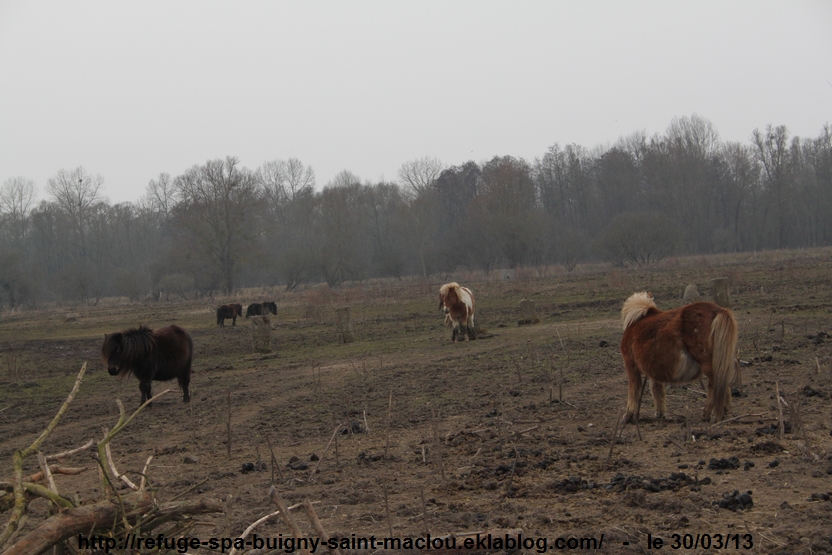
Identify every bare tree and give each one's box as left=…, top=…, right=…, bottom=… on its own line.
left=144, top=173, right=177, bottom=219
left=398, top=156, right=444, bottom=198
left=257, top=158, right=315, bottom=207
left=284, top=158, right=316, bottom=200
left=721, top=142, right=761, bottom=250
left=46, top=167, right=105, bottom=262
left=328, top=169, right=361, bottom=189
left=753, top=125, right=793, bottom=248
left=316, top=183, right=368, bottom=286
left=173, top=157, right=262, bottom=294
left=254, top=159, right=316, bottom=289
left=0, top=176, right=37, bottom=246
left=667, top=114, right=720, bottom=159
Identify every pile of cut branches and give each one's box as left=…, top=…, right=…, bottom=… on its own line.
left=0, top=363, right=222, bottom=555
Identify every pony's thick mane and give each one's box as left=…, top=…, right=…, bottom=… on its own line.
left=115, top=326, right=158, bottom=374
left=439, top=282, right=461, bottom=298
left=621, top=291, right=657, bottom=330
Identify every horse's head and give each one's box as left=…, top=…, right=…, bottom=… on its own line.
left=102, top=332, right=124, bottom=376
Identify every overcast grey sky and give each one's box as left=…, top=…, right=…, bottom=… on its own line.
left=1, top=1, right=830, bottom=204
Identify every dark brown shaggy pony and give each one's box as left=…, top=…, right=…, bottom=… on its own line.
left=216, top=303, right=243, bottom=327
left=438, top=282, right=476, bottom=342
left=245, top=301, right=277, bottom=319
left=620, top=292, right=738, bottom=423
left=102, top=325, right=193, bottom=405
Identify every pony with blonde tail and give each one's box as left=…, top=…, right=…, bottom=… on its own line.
left=620, top=291, right=738, bottom=423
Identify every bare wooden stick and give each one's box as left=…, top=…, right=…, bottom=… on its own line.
left=606, top=412, right=623, bottom=466
left=382, top=476, right=393, bottom=537
left=35, top=453, right=58, bottom=495
left=139, top=455, right=153, bottom=491
left=268, top=486, right=311, bottom=555
left=44, top=439, right=95, bottom=461
left=420, top=486, right=429, bottom=537
left=104, top=441, right=139, bottom=491
left=13, top=465, right=87, bottom=485
left=707, top=412, right=767, bottom=431
left=302, top=499, right=342, bottom=555
left=634, top=412, right=642, bottom=442
left=265, top=435, right=283, bottom=483
left=226, top=390, right=232, bottom=458
left=229, top=510, right=281, bottom=555
left=683, top=387, right=708, bottom=397
left=362, top=410, right=370, bottom=434
left=430, top=406, right=446, bottom=480
left=385, top=389, right=393, bottom=460
left=685, top=409, right=692, bottom=443
left=308, top=424, right=342, bottom=481
left=775, top=380, right=785, bottom=440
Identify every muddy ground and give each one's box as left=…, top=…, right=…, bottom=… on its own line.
left=1, top=249, right=831, bottom=554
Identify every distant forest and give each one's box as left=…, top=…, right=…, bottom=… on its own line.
left=1, top=115, right=830, bottom=306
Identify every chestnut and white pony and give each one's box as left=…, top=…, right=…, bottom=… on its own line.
left=438, top=282, right=476, bottom=342
left=620, top=292, right=737, bottom=423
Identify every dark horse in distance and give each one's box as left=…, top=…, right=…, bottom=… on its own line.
left=620, top=292, right=738, bottom=423
left=216, top=303, right=243, bottom=327
left=245, top=301, right=277, bottom=319
left=102, top=324, right=193, bottom=405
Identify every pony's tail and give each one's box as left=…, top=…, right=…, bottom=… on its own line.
left=709, top=308, right=739, bottom=421
left=621, top=292, right=657, bottom=331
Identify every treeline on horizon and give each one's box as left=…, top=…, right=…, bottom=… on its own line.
left=1, top=114, right=830, bottom=307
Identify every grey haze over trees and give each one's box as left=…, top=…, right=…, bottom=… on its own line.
left=0, top=114, right=831, bottom=308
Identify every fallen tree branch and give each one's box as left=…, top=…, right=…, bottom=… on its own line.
left=1, top=466, right=87, bottom=490
left=44, top=439, right=95, bottom=462
left=707, top=412, right=767, bottom=432
left=2, top=493, right=222, bottom=555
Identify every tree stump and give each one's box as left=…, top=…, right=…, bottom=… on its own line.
left=518, top=299, right=540, bottom=325
left=710, top=278, right=731, bottom=308
left=252, top=315, right=272, bottom=353
left=683, top=284, right=700, bottom=303
left=335, top=306, right=355, bottom=344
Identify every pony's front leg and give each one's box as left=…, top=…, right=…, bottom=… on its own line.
left=466, top=316, right=477, bottom=340
left=451, top=324, right=459, bottom=342
left=139, top=381, right=153, bottom=407
left=179, top=370, right=191, bottom=403
left=650, top=380, right=667, bottom=418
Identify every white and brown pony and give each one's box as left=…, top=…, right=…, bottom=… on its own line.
left=438, top=282, right=476, bottom=342
left=620, top=292, right=737, bottom=423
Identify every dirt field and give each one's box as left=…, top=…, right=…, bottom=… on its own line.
left=2, top=249, right=832, bottom=554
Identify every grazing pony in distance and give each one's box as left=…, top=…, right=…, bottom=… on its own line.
left=216, top=303, right=243, bottom=327
left=246, top=301, right=277, bottom=319
left=620, top=292, right=738, bottom=423
left=101, top=324, right=193, bottom=405
left=438, top=282, right=476, bottom=342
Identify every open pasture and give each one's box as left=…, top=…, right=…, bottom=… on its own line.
left=1, top=249, right=832, bottom=553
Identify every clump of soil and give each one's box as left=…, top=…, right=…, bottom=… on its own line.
left=715, top=490, right=753, bottom=511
